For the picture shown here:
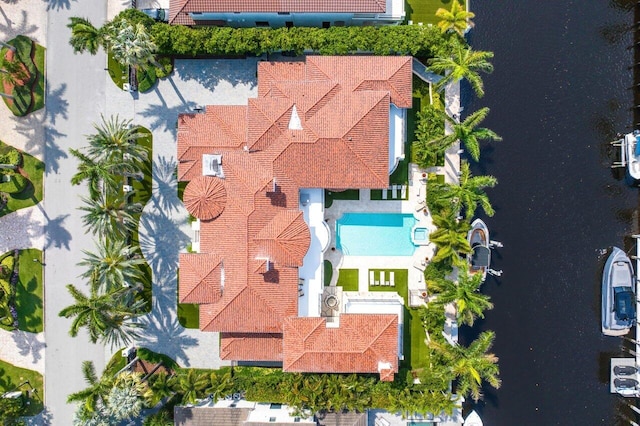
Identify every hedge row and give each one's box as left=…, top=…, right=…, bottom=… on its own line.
left=149, top=23, right=459, bottom=58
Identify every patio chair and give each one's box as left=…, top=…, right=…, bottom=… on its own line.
left=381, top=189, right=387, bottom=199
left=374, top=271, right=380, bottom=286
left=370, top=270, right=375, bottom=285
left=298, top=289, right=304, bottom=297
left=378, top=271, right=384, bottom=285
left=400, top=185, right=407, bottom=198
left=384, top=271, right=390, bottom=286
left=389, top=271, right=395, bottom=287
left=415, top=200, right=426, bottom=212
left=391, top=185, right=398, bottom=199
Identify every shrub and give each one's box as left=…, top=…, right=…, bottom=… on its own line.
left=0, top=148, right=22, bottom=167
left=155, top=57, right=173, bottom=79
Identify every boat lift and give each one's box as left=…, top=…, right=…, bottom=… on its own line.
left=611, top=135, right=627, bottom=169
left=610, top=235, right=640, bottom=398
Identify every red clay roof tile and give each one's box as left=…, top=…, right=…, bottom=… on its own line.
left=183, top=176, right=227, bottom=220
left=178, top=253, right=223, bottom=304
left=176, top=57, right=411, bottom=372
left=282, top=314, right=398, bottom=380
left=170, top=0, right=387, bottom=25
left=220, top=333, right=283, bottom=361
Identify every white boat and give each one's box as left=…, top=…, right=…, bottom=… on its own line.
left=464, top=410, right=483, bottom=426
left=602, top=247, right=636, bottom=336
left=467, top=219, right=491, bottom=281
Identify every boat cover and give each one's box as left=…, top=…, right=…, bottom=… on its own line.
left=471, top=245, right=490, bottom=268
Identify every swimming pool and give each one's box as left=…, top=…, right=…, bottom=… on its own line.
left=336, top=213, right=418, bottom=256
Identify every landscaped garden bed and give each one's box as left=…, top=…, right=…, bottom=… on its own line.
left=0, top=249, right=43, bottom=333
left=0, top=359, right=44, bottom=416
left=0, top=35, right=45, bottom=116
left=0, top=141, right=44, bottom=217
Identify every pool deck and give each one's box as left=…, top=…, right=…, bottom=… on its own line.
left=324, top=165, right=436, bottom=296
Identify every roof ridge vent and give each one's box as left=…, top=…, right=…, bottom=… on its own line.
left=288, top=105, right=302, bottom=130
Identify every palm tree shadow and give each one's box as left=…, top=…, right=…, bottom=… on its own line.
left=43, top=127, right=68, bottom=174
left=134, top=312, right=198, bottom=367
left=44, top=0, right=78, bottom=11
left=45, top=82, right=69, bottom=126
left=0, top=9, right=38, bottom=41
left=138, top=209, right=189, bottom=277
left=138, top=100, right=197, bottom=139
left=152, top=156, right=182, bottom=214
left=175, top=58, right=258, bottom=91
left=11, top=330, right=45, bottom=365
left=44, top=213, right=72, bottom=250
left=150, top=272, right=178, bottom=314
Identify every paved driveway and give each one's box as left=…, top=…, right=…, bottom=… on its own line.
left=103, top=58, right=258, bottom=368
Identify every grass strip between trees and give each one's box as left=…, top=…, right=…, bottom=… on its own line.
left=0, top=359, right=44, bottom=416
left=0, top=140, right=44, bottom=217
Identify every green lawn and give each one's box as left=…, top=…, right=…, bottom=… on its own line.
left=405, top=0, right=467, bottom=25
left=107, top=52, right=157, bottom=93
left=336, top=268, right=358, bottom=291
left=178, top=303, right=199, bottom=329
left=367, top=269, right=428, bottom=370
left=0, top=141, right=44, bottom=217
left=324, top=189, right=359, bottom=208
left=128, top=127, right=153, bottom=313
left=14, top=249, right=43, bottom=333
left=323, top=260, right=333, bottom=286
left=0, top=359, right=44, bottom=416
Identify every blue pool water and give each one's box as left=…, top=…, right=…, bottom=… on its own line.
left=336, top=213, right=417, bottom=256
left=414, top=227, right=428, bottom=241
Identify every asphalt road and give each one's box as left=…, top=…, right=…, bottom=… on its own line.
left=43, top=1, right=109, bottom=423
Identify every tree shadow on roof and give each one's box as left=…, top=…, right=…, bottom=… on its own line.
left=175, top=58, right=258, bottom=92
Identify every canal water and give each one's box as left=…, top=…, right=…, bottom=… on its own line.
left=464, top=1, right=638, bottom=424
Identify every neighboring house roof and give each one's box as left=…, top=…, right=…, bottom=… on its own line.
left=170, top=0, right=387, bottom=25
left=177, top=56, right=411, bottom=377
left=220, top=333, right=284, bottom=361
left=174, top=406, right=252, bottom=426
left=282, top=314, right=398, bottom=380
left=317, top=412, right=368, bottom=426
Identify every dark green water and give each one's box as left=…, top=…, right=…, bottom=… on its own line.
left=465, top=1, right=638, bottom=424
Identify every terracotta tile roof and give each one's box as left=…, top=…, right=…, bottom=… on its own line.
left=220, top=333, right=283, bottom=361
left=282, top=314, right=398, bottom=380
left=254, top=210, right=310, bottom=267
left=174, top=407, right=252, bottom=426
left=170, top=0, right=387, bottom=25
left=183, top=176, right=227, bottom=220
left=176, top=57, right=411, bottom=370
left=178, top=253, right=223, bottom=304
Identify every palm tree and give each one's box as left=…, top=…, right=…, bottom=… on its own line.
left=429, top=331, right=501, bottom=401
left=436, top=0, right=475, bottom=36
left=86, top=115, right=147, bottom=167
left=429, top=45, right=494, bottom=98
left=0, top=55, right=28, bottom=100
left=429, top=161, right=497, bottom=218
left=105, top=21, right=159, bottom=72
left=69, top=148, right=127, bottom=198
left=174, top=369, right=209, bottom=405
left=78, top=239, right=145, bottom=294
left=427, top=107, right=501, bottom=162
left=107, top=372, right=152, bottom=421
left=79, top=192, right=142, bottom=240
left=429, top=267, right=493, bottom=326
left=58, top=284, right=145, bottom=347
left=67, top=361, right=114, bottom=413
left=149, top=372, right=175, bottom=406
left=206, top=370, right=234, bottom=403
left=67, top=17, right=106, bottom=55
left=429, top=208, right=471, bottom=267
